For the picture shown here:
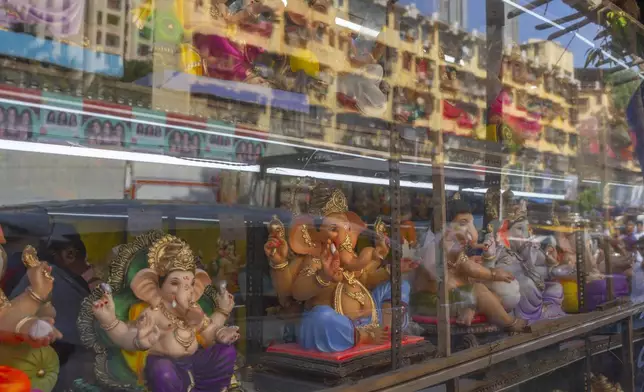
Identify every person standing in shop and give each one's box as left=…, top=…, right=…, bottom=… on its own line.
left=636, top=220, right=644, bottom=240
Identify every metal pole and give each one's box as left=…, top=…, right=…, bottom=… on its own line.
left=622, top=316, right=635, bottom=392
left=584, top=336, right=592, bottom=392
left=246, top=221, right=265, bottom=363
left=389, top=136, right=403, bottom=371
left=433, top=128, right=454, bottom=388
left=167, top=215, right=177, bottom=236
left=433, top=128, right=450, bottom=357
left=575, top=216, right=586, bottom=312
left=600, top=112, right=614, bottom=301
left=387, top=0, right=403, bottom=371
left=483, top=0, right=504, bottom=229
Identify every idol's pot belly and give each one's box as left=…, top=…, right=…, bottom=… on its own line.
left=147, top=324, right=199, bottom=359
left=487, top=280, right=521, bottom=311
left=339, top=284, right=374, bottom=320
left=305, top=285, right=373, bottom=321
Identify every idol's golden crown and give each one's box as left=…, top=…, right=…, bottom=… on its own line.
left=508, top=199, right=528, bottom=225
left=148, top=235, right=196, bottom=276
left=309, top=183, right=348, bottom=217
left=484, top=188, right=501, bottom=220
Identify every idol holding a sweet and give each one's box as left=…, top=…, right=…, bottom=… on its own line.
left=0, top=245, right=62, bottom=347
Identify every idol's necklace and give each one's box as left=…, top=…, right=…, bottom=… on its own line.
left=160, top=303, right=196, bottom=351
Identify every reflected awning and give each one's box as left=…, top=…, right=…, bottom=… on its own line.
left=0, top=30, right=123, bottom=77
left=135, top=71, right=310, bottom=113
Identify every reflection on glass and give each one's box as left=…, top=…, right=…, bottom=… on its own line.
left=2, top=0, right=644, bottom=391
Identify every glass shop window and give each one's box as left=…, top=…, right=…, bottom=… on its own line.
left=1, top=1, right=644, bottom=392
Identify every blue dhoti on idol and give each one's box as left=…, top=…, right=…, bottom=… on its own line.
left=298, top=280, right=411, bottom=352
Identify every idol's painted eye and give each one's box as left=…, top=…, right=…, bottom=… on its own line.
left=171, top=280, right=179, bottom=286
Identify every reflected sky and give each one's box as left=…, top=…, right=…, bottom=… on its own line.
left=398, top=0, right=609, bottom=67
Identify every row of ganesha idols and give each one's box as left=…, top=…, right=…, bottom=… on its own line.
left=262, top=184, right=640, bottom=355
left=0, top=232, right=243, bottom=392
left=411, top=190, right=636, bottom=332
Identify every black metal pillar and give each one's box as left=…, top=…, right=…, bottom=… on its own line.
left=575, top=217, right=586, bottom=312
left=433, top=127, right=450, bottom=357
left=622, top=316, right=636, bottom=392
left=246, top=221, right=265, bottom=363
left=446, top=379, right=460, bottom=392
left=387, top=0, right=402, bottom=371
left=483, top=0, right=504, bottom=231
left=600, top=113, right=614, bottom=302
left=167, top=215, right=177, bottom=236
left=389, top=148, right=403, bottom=371
left=584, top=336, right=592, bottom=392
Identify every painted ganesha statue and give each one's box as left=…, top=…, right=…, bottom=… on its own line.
left=0, top=242, right=63, bottom=392
left=79, top=231, right=240, bottom=392
left=483, top=200, right=567, bottom=324
left=411, top=192, right=529, bottom=332
left=264, top=183, right=416, bottom=352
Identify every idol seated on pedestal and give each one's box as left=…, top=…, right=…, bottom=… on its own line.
left=483, top=190, right=565, bottom=322
left=410, top=193, right=529, bottom=338
left=264, top=183, right=422, bottom=354
left=482, top=198, right=567, bottom=324
left=258, top=184, right=433, bottom=387
left=77, top=231, right=241, bottom=392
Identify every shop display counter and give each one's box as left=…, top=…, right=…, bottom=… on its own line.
left=412, top=315, right=501, bottom=350
left=255, top=336, right=432, bottom=391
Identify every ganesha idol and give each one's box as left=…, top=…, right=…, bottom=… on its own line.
left=412, top=193, right=529, bottom=332
left=264, top=183, right=417, bottom=353
left=87, top=233, right=239, bottom=392
left=482, top=193, right=567, bottom=324
left=0, top=243, right=63, bottom=392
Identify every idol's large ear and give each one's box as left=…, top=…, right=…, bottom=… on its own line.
left=346, top=211, right=366, bottom=245
left=288, top=215, right=322, bottom=257
left=131, top=268, right=162, bottom=307
left=193, top=269, right=212, bottom=301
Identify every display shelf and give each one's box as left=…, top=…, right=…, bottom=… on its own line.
left=253, top=337, right=433, bottom=391
left=326, top=303, right=644, bottom=392
left=463, top=331, right=644, bottom=392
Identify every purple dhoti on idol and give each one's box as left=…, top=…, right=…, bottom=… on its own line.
left=145, top=343, right=236, bottom=392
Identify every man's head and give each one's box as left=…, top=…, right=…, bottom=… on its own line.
left=448, top=193, right=478, bottom=245
left=46, top=222, right=87, bottom=271
left=626, top=217, right=636, bottom=234
left=637, top=221, right=643, bottom=233
left=49, top=235, right=87, bottom=269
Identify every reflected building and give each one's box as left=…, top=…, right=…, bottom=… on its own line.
left=86, top=0, right=127, bottom=57
left=435, top=0, right=467, bottom=29
left=503, top=2, right=519, bottom=46
left=0, top=0, right=640, bottom=185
